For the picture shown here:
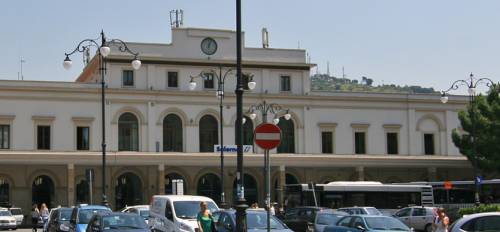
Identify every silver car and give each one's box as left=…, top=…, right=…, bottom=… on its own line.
left=449, top=212, right=500, bottom=232
left=393, top=206, right=436, bottom=232
left=310, top=210, right=349, bottom=232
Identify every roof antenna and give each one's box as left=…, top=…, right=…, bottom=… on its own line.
left=19, top=57, right=26, bottom=80
left=327, top=61, right=330, bottom=76
left=170, top=9, right=184, bottom=28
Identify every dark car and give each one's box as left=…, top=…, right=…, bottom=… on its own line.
left=85, top=212, right=150, bottom=232
left=282, top=207, right=326, bottom=232
left=309, top=210, right=349, bottom=232
left=324, top=215, right=411, bottom=232
left=213, top=209, right=292, bottom=232
left=46, top=207, right=73, bottom=232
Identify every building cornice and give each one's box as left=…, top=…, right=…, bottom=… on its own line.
left=0, top=151, right=470, bottom=168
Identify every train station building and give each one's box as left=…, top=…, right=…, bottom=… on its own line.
left=0, top=27, right=473, bottom=211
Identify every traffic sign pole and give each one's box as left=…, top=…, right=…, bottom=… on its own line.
left=254, top=123, right=281, bottom=232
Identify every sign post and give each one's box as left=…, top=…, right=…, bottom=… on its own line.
left=85, top=168, right=94, bottom=204
left=254, top=123, right=282, bottom=232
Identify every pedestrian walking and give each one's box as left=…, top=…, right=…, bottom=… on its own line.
left=40, top=203, right=49, bottom=227
left=197, top=201, right=215, bottom=232
left=31, top=204, right=40, bottom=232
left=432, top=208, right=449, bottom=232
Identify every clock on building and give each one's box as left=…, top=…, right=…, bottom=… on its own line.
left=200, top=37, right=217, bottom=56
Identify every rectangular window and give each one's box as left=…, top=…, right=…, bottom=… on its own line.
left=167, top=71, right=178, bottom=88
left=321, top=131, right=333, bottom=154
left=280, top=75, right=291, bottom=91
left=76, top=126, right=90, bottom=150
left=37, top=125, right=51, bottom=150
left=0, top=125, right=10, bottom=149
left=387, top=132, right=398, bottom=154
left=354, top=132, right=366, bottom=154
left=424, top=133, right=435, bottom=155
left=204, top=73, right=215, bottom=89
left=122, top=70, right=134, bottom=87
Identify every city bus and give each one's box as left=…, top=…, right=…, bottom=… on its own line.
left=403, top=179, right=500, bottom=205
left=285, top=181, right=434, bottom=211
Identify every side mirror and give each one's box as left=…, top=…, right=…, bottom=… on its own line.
left=166, top=211, right=173, bottom=221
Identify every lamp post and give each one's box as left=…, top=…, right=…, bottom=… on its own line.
left=247, top=101, right=291, bottom=232
left=189, top=66, right=255, bottom=208
left=440, top=73, right=495, bottom=206
left=247, top=101, right=292, bottom=231
left=235, top=0, right=248, bottom=230
left=63, top=30, right=141, bottom=206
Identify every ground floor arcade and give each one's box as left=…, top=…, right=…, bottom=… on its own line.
left=0, top=151, right=474, bottom=212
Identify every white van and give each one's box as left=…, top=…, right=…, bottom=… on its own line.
left=149, top=195, right=219, bottom=232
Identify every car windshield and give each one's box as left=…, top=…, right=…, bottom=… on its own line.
left=102, top=214, right=148, bottom=230
left=173, top=201, right=218, bottom=219
left=0, top=211, right=12, bottom=216
left=78, top=209, right=110, bottom=224
left=246, top=213, right=286, bottom=230
left=10, top=209, right=22, bottom=215
left=365, top=217, right=409, bottom=231
left=365, top=208, right=382, bottom=215
left=317, top=214, right=345, bottom=225
left=60, top=209, right=73, bottom=221
left=139, top=210, right=149, bottom=218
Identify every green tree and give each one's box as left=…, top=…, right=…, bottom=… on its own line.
left=452, top=84, right=500, bottom=174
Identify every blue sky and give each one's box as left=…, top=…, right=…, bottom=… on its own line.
left=1, top=0, right=499, bottom=93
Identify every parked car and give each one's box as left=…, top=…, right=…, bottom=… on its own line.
left=337, top=207, right=383, bottom=216
left=0, top=208, right=17, bottom=230
left=393, top=206, right=436, bottom=232
left=309, top=210, right=349, bottom=232
left=86, top=212, right=150, bottom=232
left=149, top=195, right=219, bottom=232
left=282, top=207, right=326, bottom=232
left=69, top=205, right=111, bottom=232
left=46, top=207, right=73, bottom=232
left=8, top=208, right=23, bottom=226
left=324, top=215, right=412, bottom=232
left=449, top=212, right=500, bottom=232
left=213, top=209, right=292, bottom=232
left=120, top=205, right=150, bottom=224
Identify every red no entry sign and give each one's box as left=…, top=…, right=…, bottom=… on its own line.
left=254, top=123, right=281, bottom=150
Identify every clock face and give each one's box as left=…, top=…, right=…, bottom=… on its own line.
left=201, top=37, right=217, bottom=55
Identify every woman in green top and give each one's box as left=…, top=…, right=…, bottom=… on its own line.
left=197, top=201, right=214, bottom=232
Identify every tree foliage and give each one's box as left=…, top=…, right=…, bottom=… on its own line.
left=452, top=84, right=500, bottom=174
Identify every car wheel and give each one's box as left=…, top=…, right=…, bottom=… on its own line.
left=424, top=224, right=432, bottom=232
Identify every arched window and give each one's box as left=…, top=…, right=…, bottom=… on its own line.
left=197, top=173, right=221, bottom=204
left=0, top=177, right=9, bottom=206
left=32, top=175, right=55, bottom=208
left=242, top=116, right=254, bottom=146
left=76, top=179, right=89, bottom=204
left=277, top=117, right=295, bottom=153
left=199, top=115, right=218, bottom=152
left=163, top=114, right=183, bottom=152
left=115, top=172, right=143, bottom=210
left=233, top=174, right=258, bottom=205
left=165, top=173, right=186, bottom=195
left=118, top=113, right=139, bottom=151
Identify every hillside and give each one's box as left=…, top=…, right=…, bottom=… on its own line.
left=311, top=74, right=437, bottom=94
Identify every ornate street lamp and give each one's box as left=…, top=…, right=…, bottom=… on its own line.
left=246, top=101, right=291, bottom=232
left=441, top=73, right=495, bottom=206
left=64, top=30, right=141, bottom=206
left=189, top=66, right=255, bottom=209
